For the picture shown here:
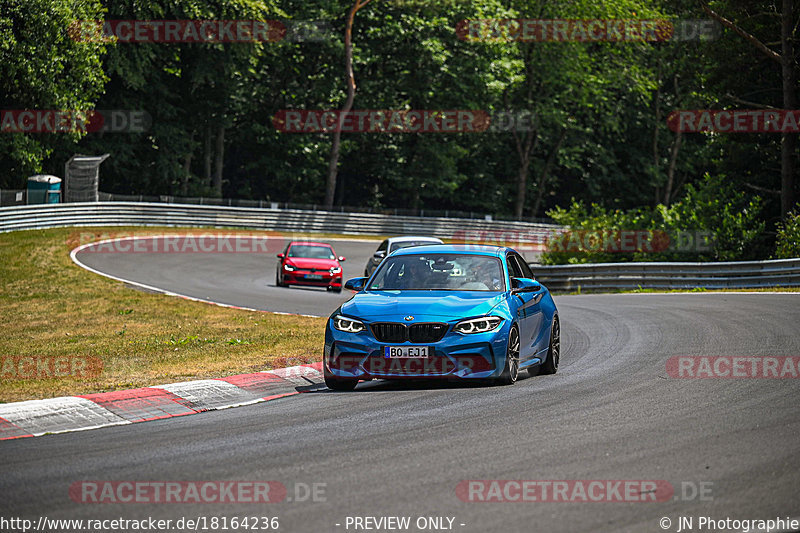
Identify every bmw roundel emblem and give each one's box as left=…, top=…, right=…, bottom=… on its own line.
left=404, top=316, right=414, bottom=321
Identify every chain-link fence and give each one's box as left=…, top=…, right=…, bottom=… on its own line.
left=96, top=192, right=553, bottom=224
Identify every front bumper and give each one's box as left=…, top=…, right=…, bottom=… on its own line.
left=324, top=318, right=510, bottom=380
left=283, top=271, right=342, bottom=288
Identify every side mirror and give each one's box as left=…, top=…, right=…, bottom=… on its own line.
left=338, top=256, right=346, bottom=262
left=373, top=250, right=386, bottom=259
left=511, top=277, right=541, bottom=294
left=344, top=277, right=367, bottom=292
left=277, top=253, right=284, bottom=259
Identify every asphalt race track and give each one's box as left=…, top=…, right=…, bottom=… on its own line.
left=73, top=237, right=381, bottom=316
left=1, top=237, right=799, bottom=532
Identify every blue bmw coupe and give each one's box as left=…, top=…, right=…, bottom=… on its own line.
left=323, top=244, right=560, bottom=390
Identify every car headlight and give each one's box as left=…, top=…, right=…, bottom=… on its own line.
left=333, top=315, right=365, bottom=333
left=284, top=264, right=295, bottom=271
left=330, top=267, right=342, bottom=274
left=454, top=316, right=503, bottom=334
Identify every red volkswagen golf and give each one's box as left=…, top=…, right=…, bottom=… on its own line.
left=276, top=241, right=345, bottom=292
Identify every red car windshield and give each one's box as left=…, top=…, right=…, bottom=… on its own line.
left=288, top=245, right=335, bottom=259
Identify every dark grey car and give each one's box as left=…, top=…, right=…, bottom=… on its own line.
left=363, top=236, right=444, bottom=277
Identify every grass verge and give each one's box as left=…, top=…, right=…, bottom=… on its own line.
left=0, top=227, right=339, bottom=403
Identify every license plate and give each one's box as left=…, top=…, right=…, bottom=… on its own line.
left=384, top=346, right=430, bottom=358
left=305, top=274, right=323, bottom=280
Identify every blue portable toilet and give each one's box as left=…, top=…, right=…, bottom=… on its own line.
left=27, top=175, right=62, bottom=204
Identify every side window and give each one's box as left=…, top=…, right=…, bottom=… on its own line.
left=515, top=253, right=534, bottom=279
left=506, top=254, right=524, bottom=279
left=377, top=240, right=388, bottom=253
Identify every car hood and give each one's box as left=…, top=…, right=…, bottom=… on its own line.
left=286, top=258, right=337, bottom=269
left=340, top=290, right=507, bottom=320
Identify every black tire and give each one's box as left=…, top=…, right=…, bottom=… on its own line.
left=540, top=316, right=560, bottom=375
left=324, top=366, right=358, bottom=391
left=496, top=325, right=520, bottom=385
left=332, top=287, right=342, bottom=293
left=276, top=270, right=286, bottom=287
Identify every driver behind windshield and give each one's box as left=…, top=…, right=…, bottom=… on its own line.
left=462, top=259, right=503, bottom=291
left=398, top=259, right=429, bottom=289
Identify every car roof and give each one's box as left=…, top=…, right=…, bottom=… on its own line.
left=287, top=241, right=333, bottom=247
left=390, top=244, right=509, bottom=257
left=387, top=236, right=444, bottom=243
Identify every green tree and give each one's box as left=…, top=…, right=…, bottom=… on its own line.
left=0, top=0, right=107, bottom=187
left=70, top=0, right=284, bottom=197
left=774, top=207, right=800, bottom=258
left=700, top=0, right=798, bottom=218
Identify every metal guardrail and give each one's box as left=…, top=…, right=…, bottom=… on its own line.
left=531, top=259, right=800, bottom=291
left=0, top=202, right=558, bottom=239
left=1, top=202, right=797, bottom=290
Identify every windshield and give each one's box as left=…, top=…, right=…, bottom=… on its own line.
left=389, top=240, right=441, bottom=253
left=368, top=253, right=505, bottom=291
left=288, top=245, right=335, bottom=259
